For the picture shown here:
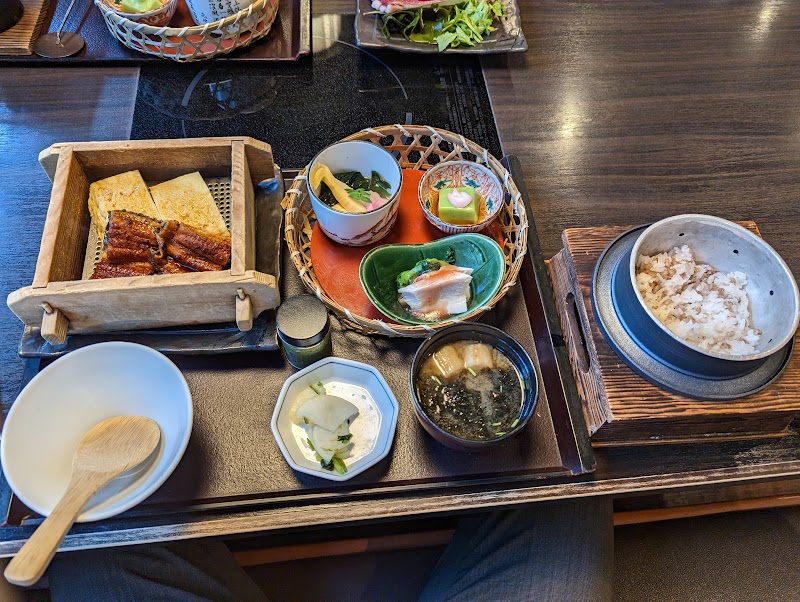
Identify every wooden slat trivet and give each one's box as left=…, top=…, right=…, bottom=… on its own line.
left=0, top=0, right=50, bottom=56
left=548, top=222, right=800, bottom=446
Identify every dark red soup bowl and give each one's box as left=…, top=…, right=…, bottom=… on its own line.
left=409, top=323, right=539, bottom=451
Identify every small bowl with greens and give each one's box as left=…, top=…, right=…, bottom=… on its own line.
left=307, top=141, right=403, bottom=246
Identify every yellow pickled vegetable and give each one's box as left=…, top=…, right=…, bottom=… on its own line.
left=310, top=163, right=366, bottom=214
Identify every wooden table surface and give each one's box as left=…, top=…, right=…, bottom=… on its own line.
left=1, top=0, right=800, bottom=551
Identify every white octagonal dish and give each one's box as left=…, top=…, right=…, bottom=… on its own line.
left=271, top=357, right=399, bottom=482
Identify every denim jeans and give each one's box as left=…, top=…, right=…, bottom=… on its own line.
left=48, top=498, right=614, bottom=602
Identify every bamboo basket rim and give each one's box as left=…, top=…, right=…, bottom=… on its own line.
left=281, top=124, right=530, bottom=338
left=94, top=0, right=271, bottom=36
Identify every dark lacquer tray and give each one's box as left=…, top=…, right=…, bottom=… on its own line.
left=0, top=158, right=594, bottom=538
left=0, top=0, right=309, bottom=63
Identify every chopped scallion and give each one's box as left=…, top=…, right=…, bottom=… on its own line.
left=466, top=367, right=477, bottom=377
left=331, top=456, right=348, bottom=475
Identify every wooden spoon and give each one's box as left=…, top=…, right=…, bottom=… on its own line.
left=4, top=416, right=161, bottom=587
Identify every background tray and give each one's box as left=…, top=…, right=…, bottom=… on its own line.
left=355, top=0, right=527, bottom=54
left=0, top=0, right=309, bottom=61
left=1, top=159, right=594, bottom=531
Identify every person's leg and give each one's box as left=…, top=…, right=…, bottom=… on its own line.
left=48, top=539, right=268, bottom=602
left=419, top=497, right=614, bottom=602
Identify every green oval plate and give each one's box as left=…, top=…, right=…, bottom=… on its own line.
left=359, top=234, right=506, bottom=326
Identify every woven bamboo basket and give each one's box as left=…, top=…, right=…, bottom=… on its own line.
left=94, top=0, right=279, bottom=62
left=281, top=124, right=529, bottom=337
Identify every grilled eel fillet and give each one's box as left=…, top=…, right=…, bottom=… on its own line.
left=91, top=211, right=231, bottom=279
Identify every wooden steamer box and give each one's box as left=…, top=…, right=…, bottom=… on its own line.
left=548, top=224, right=800, bottom=445
left=7, top=137, right=280, bottom=343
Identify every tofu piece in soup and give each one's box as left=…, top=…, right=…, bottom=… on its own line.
left=463, top=343, right=494, bottom=372
left=432, top=345, right=463, bottom=379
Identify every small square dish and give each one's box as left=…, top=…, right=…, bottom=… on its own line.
left=354, top=0, right=527, bottom=54
left=271, top=357, right=399, bottom=482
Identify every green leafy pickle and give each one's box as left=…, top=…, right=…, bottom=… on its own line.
left=396, top=257, right=448, bottom=288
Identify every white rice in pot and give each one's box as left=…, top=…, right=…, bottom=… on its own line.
left=635, top=245, right=761, bottom=355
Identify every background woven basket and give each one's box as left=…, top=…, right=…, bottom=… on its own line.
left=95, top=0, right=279, bottom=62
left=282, top=125, right=529, bottom=337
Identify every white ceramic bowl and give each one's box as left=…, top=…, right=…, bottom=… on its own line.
left=1, top=342, right=192, bottom=522
left=271, top=357, right=399, bottom=482
left=307, top=141, right=403, bottom=246
left=102, top=0, right=177, bottom=27
left=183, top=0, right=253, bottom=25
left=418, top=160, right=504, bottom=234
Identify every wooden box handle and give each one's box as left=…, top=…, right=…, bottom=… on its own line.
left=41, top=303, right=69, bottom=345
left=236, top=289, right=253, bottom=331
left=561, top=291, right=592, bottom=374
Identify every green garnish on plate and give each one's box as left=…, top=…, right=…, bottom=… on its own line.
left=379, top=0, right=506, bottom=52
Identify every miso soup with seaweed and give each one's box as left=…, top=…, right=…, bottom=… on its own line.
left=415, top=340, right=524, bottom=441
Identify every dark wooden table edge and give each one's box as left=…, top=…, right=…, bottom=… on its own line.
left=2, top=461, right=799, bottom=556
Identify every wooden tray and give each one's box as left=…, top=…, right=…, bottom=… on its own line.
left=7, top=137, right=280, bottom=343
left=549, top=223, right=800, bottom=446
left=17, top=170, right=287, bottom=357
left=0, top=159, right=595, bottom=541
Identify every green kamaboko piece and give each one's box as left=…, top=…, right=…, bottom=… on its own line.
left=118, top=0, right=162, bottom=13
left=438, top=186, right=480, bottom=225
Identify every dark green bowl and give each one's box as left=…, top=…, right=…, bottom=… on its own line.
left=359, top=234, right=506, bottom=325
